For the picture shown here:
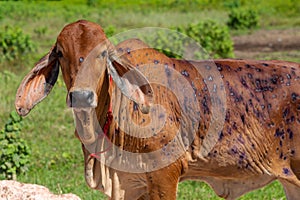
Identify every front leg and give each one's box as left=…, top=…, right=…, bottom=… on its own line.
left=146, top=160, right=183, bottom=200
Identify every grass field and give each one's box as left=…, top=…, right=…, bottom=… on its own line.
left=0, top=0, right=300, bottom=199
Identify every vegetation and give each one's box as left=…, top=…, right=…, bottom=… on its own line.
left=0, top=0, right=299, bottom=199
left=0, top=111, right=31, bottom=180
left=0, top=26, right=35, bottom=62
left=131, top=20, right=234, bottom=59
left=179, top=20, right=234, bottom=58
left=227, top=8, right=259, bottom=30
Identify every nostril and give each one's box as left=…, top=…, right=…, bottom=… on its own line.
left=69, top=91, right=76, bottom=106
left=86, top=92, right=94, bottom=104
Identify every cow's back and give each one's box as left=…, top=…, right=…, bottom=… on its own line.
left=116, top=38, right=300, bottom=181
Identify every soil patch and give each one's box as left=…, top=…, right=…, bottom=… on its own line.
left=233, top=29, right=300, bottom=59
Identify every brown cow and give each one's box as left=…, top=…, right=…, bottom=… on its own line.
left=15, top=20, right=300, bottom=200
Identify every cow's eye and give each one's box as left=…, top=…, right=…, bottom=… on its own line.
left=79, top=57, right=84, bottom=63
left=101, top=51, right=107, bottom=57
left=57, top=51, right=63, bottom=58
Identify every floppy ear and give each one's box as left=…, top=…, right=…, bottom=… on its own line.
left=107, top=52, right=153, bottom=114
left=15, top=46, right=59, bottom=116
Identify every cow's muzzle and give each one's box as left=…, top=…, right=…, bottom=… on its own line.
left=68, top=90, right=97, bottom=108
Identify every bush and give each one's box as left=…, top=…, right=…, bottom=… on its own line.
left=105, top=25, right=117, bottom=38
left=178, top=20, right=235, bottom=59
left=86, top=0, right=99, bottom=7
left=127, top=20, right=234, bottom=59
left=0, top=26, right=36, bottom=62
left=136, top=29, right=187, bottom=59
left=0, top=111, right=31, bottom=180
left=227, top=8, right=259, bottom=30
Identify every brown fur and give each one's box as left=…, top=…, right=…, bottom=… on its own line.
left=15, top=20, right=300, bottom=200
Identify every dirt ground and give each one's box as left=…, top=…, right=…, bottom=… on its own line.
left=233, top=29, right=300, bottom=60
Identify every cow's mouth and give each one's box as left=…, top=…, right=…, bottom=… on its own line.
left=73, top=108, right=98, bottom=145
left=73, top=107, right=111, bottom=191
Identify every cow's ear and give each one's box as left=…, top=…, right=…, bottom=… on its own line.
left=107, top=53, right=153, bottom=114
left=15, top=46, right=59, bottom=116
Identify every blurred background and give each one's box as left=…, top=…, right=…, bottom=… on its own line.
left=0, top=0, right=299, bottom=199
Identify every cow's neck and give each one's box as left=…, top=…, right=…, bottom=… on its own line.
left=95, top=71, right=112, bottom=129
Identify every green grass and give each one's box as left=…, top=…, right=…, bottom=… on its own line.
left=178, top=180, right=285, bottom=200
left=0, top=0, right=300, bottom=199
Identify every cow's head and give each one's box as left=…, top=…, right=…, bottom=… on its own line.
left=15, top=20, right=153, bottom=143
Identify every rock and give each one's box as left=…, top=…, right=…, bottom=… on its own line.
left=0, top=180, right=81, bottom=200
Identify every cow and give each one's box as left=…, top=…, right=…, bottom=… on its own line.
left=15, top=20, right=300, bottom=200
